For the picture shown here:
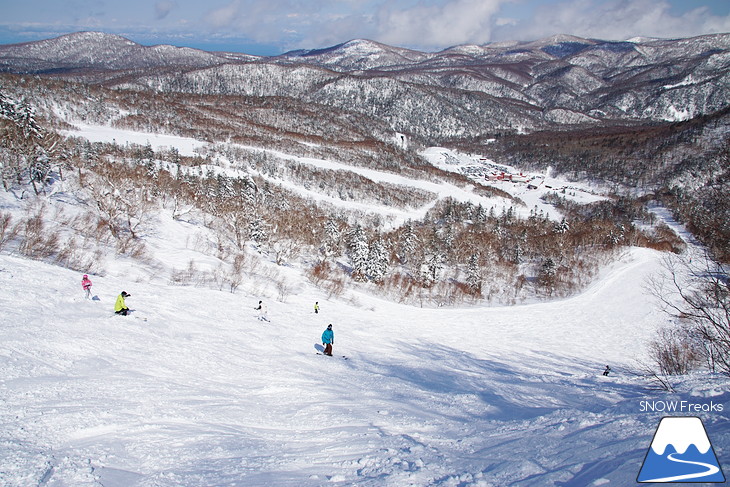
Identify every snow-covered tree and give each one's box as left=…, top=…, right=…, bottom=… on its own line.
left=238, top=174, right=258, bottom=205
left=367, top=238, right=389, bottom=282
left=249, top=215, right=268, bottom=246
left=466, top=253, right=481, bottom=294
left=215, top=173, right=234, bottom=199
left=444, top=225, right=455, bottom=251
left=513, top=229, right=527, bottom=264
left=322, top=217, right=342, bottom=260
left=399, top=220, right=418, bottom=264
left=555, top=218, right=570, bottom=234
left=538, top=257, right=557, bottom=295
left=475, top=204, right=488, bottom=224
left=348, top=224, right=369, bottom=281
left=14, top=98, right=42, bottom=140
left=0, top=94, right=61, bottom=195
left=420, top=252, right=444, bottom=287
left=0, top=90, right=15, bottom=121
left=417, top=226, right=445, bottom=286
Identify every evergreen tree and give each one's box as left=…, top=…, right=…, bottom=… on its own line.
left=555, top=218, right=570, bottom=234
left=538, top=257, right=557, bottom=294
left=399, top=220, right=418, bottom=264
left=322, top=217, right=341, bottom=260
left=348, top=224, right=369, bottom=281
left=168, top=147, right=181, bottom=165
left=418, top=226, right=444, bottom=285
left=0, top=90, right=15, bottom=121
left=513, top=229, right=527, bottom=264
left=0, top=95, right=55, bottom=194
left=466, top=253, right=481, bottom=294
left=215, top=173, right=233, bottom=199
left=367, top=238, right=389, bottom=282
left=421, top=250, right=444, bottom=287
left=249, top=215, right=268, bottom=245
left=475, top=204, right=488, bottom=224
left=14, top=98, right=42, bottom=140
left=239, top=174, right=258, bottom=204
left=444, top=225, right=455, bottom=250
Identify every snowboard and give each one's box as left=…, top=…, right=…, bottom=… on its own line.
left=112, top=309, right=147, bottom=321
left=316, top=352, right=348, bottom=360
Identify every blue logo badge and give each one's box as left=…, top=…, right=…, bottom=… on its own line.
left=638, top=416, right=725, bottom=483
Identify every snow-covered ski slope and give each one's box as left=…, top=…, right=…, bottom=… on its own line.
left=62, top=124, right=594, bottom=228
left=1, top=247, right=728, bottom=486
left=422, top=147, right=606, bottom=222
left=1, top=124, right=727, bottom=486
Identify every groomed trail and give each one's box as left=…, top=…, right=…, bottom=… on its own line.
left=1, top=246, right=728, bottom=486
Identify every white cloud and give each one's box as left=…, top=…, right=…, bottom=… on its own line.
left=155, top=1, right=177, bottom=21
left=204, top=0, right=243, bottom=29
left=203, top=0, right=330, bottom=44
left=199, top=0, right=512, bottom=50
left=196, top=0, right=728, bottom=52
left=374, top=0, right=508, bottom=48
left=496, top=0, right=730, bottom=41
left=2, top=0, right=728, bottom=54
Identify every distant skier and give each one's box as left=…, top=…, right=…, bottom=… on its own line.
left=115, top=291, right=131, bottom=316
left=321, top=324, right=334, bottom=356
left=603, top=365, right=611, bottom=376
left=314, top=302, right=320, bottom=314
left=255, top=300, right=269, bottom=322
left=81, top=274, right=92, bottom=299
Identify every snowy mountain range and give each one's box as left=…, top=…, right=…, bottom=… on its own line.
left=1, top=31, right=729, bottom=137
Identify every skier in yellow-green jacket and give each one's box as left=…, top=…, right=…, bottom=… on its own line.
left=115, top=291, right=131, bottom=316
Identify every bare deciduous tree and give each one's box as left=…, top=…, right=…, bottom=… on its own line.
left=648, top=252, right=730, bottom=376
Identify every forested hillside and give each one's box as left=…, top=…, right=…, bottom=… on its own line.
left=0, top=30, right=728, bottom=304
left=476, top=107, right=730, bottom=261
left=0, top=71, right=688, bottom=306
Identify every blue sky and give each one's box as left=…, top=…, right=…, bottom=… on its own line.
left=0, top=0, right=728, bottom=55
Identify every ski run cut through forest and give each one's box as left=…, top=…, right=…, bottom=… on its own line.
left=0, top=120, right=728, bottom=487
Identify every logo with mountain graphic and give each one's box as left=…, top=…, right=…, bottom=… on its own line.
left=638, top=416, right=725, bottom=483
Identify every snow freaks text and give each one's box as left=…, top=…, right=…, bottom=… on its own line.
left=639, top=401, right=724, bottom=413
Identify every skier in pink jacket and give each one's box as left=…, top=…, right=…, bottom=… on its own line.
left=81, top=275, right=92, bottom=299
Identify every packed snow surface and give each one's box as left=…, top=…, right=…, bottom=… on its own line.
left=1, top=244, right=728, bottom=486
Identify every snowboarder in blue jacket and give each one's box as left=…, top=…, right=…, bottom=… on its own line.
left=321, top=324, right=334, bottom=356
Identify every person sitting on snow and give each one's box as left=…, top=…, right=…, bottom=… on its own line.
left=115, top=291, right=131, bottom=316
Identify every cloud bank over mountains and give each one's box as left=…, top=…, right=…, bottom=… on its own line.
left=1, top=0, right=729, bottom=54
